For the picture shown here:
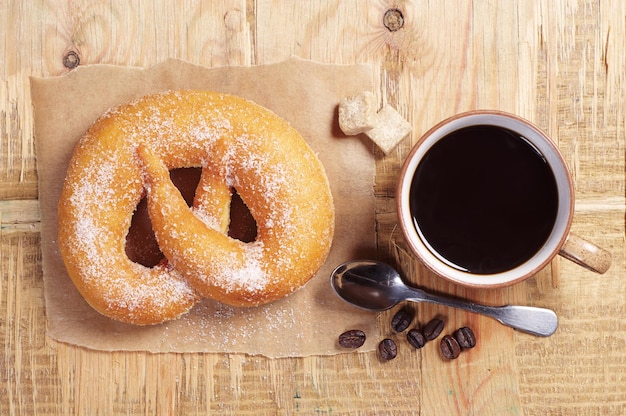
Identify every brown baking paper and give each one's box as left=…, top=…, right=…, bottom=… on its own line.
left=32, top=57, right=379, bottom=357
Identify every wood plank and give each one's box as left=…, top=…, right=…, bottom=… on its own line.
left=0, top=0, right=625, bottom=414
left=0, top=200, right=40, bottom=234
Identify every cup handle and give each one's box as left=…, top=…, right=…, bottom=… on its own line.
left=558, top=234, right=611, bottom=274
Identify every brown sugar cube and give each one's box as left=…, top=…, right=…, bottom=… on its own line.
left=365, top=105, right=412, bottom=154
left=338, top=91, right=377, bottom=135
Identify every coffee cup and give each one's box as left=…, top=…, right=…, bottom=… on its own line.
left=396, top=110, right=611, bottom=288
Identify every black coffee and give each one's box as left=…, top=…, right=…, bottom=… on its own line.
left=409, top=125, right=558, bottom=274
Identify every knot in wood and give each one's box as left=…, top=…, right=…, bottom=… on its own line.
left=383, top=9, right=404, bottom=32
left=63, top=51, right=80, bottom=69
left=224, top=9, right=244, bottom=32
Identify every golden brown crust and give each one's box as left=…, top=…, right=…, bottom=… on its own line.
left=57, top=90, right=335, bottom=325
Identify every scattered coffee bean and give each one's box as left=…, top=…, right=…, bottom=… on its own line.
left=378, top=338, right=398, bottom=360
left=423, top=318, right=445, bottom=340
left=338, top=329, right=367, bottom=349
left=391, top=308, right=413, bottom=332
left=453, top=326, right=476, bottom=349
left=406, top=328, right=426, bottom=349
left=336, top=315, right=480, bottom=363
left=440, top=335, right=461, bottom=359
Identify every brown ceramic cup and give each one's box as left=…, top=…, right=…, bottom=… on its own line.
left=397, top=110, right=611, bottom=288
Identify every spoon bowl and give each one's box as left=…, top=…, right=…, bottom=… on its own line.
left=330, top=260, right=408, bottom=311
left=330, top=260, right=559, bottom=337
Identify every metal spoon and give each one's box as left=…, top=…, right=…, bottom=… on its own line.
left=330, top=260, right=558, bottom=337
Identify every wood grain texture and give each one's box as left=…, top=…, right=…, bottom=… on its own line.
left=1, top=0, right=625, bottom=414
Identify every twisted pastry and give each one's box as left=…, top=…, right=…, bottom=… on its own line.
left=58, top=90, right=335, bottom=325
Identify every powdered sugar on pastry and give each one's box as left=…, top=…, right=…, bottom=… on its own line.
left=57, top=90, right=334, bottom=325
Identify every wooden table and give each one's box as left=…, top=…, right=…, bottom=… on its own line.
left=2, top=1, right=624, bottom=414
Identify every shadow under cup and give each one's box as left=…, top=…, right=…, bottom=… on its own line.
left=396, top=111, right=575, bottom=288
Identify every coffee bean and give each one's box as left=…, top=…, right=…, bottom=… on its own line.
left=440, top=335, right=461, bottom=359
left=453, top=326, right=476, bottom=349
left=378, top=338, right=398, bottom=360
left=423, top=318, right=445, bottom=340
left=406, top=328, right=426, bottom=349
left=338, top=330, right=366, bottom=349
left=391, top=308, right=413, bottom=332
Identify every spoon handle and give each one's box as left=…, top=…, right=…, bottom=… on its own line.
left=407, top=289, right=558, bottom=337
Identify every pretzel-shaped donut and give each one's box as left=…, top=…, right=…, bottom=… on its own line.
left=58, top=90, right=335, bottom=325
